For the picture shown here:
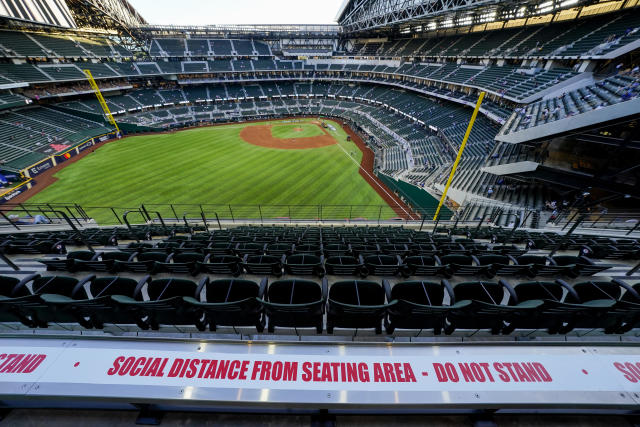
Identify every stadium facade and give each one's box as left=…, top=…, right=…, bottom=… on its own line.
left=0, top=0, right=639, bottom=424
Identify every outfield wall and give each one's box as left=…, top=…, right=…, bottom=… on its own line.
left=377, top=172, right=452, bottom=220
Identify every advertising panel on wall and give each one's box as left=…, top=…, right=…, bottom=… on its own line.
left=24, top=158, right=55, bottom=178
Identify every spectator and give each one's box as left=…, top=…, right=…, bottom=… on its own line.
left=8, top=214, right=50, bottom=225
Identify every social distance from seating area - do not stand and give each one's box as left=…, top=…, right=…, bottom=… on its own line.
left=1, top=338, right=639, bottom=408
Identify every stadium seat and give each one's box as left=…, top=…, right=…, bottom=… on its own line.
left=16, top=275, right=84, bottom=328
left=73, top=251, right=131, bottom=273
left=4, top=239, right=66, bottom=255
left=294, top=244, right=323, bottom=256
left=324, top=255, right=364, bottom=276
left=38, top=250, right=95, bottom=272
left=242, top=254, right=284, bottom=276
left=323, top=243, right=350, bottom=257
left=560, top=279, right=627, bottom=333
left=197, top=255, right=243, bottom=276
left=260, top=278, right=327, bottom=333
left=113, top=251, right=168, bottom=274
left=362, top=254, right=403, bottom=276
left=551, top=255, right=612, bottom=277
left=206, top=242, right=235, bottom=256
left=608, top=281, right=640, bottom=333
left=515, top=255, right=576, bottom=277
left=266, top=243, right=293, bottom=256
left=0, top=274, right=41, bottom=326
left=284, top=254, right=325, bottom=277
left=445, top=280, right=532, bottom=334
left=183, top=277, right=266, bottom=332
left=439, top=254, right=490, bottom=276
left=326, top=280, right=390, bottom=334
left=37, top=275, right=146, bottom=329
left=384, top=279, right=455, bottom=334
left=402, top=255, right=447, bottom=277
left=234, top=242, right=265, bottom=257
left=349, top=244, right=379, bottom=258
left=505, top=280, right=578, bottom=334
left=156, top=252, right=204, bottom=275
left=476, top=254, right=532, bottom=277
left=113, top=276, right=204, bottom=331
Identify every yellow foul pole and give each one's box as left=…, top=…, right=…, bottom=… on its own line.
left=83, top=69, right=120, bottom=135
left=433, top=91, right=485, bottom=221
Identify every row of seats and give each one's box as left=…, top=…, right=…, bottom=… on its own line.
left=0, top=30, right=133, bottom=58
left=348, top=10, right=639, bottom=60
left=0, top=105, right=113, bottom=170
left=39, top=250, right=611, bottom=279
left=501, top=75, right=640, bottom=135
left=2, top=274, right=638, bottom=335
left=6, top=59, right=573, bottom=104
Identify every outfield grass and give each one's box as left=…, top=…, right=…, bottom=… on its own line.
left=270, top=123, right=324, bottom=139
left=28, top=118, right=402, bottom=224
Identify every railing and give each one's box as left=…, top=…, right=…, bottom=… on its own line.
left=0, top=201, right=469, bottom=229
left=551, top=208, right=640, bottom=234
left=2, top=202, right=638, bottom=238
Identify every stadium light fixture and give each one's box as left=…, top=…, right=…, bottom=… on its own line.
left=560, top=0, right=579, bottom=6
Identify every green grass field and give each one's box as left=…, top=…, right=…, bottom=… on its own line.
left=28, top=118, right=403, bottom=224
left=270, top=123, right=324, bottom=139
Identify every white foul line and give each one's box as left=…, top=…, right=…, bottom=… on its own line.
left=332, top=133, right=417, bottom=220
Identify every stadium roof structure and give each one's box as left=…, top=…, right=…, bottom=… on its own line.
left=336, top=0, right=630, bottom=35
left=66, top=0, right=146, bottom=34
left=138, top=24, right=341, bottom=39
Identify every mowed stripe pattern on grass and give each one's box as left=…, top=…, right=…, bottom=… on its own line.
left=270, top=123, right=325, bottom=139
left=27, top=119, right=396, bottom=223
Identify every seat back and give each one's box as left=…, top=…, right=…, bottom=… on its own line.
left=571, top=281, right=622, bottom=303
left=295, top=244, right=320, bottom=254
left=405, top=256, right=436, bottom=266
left=139, top=252, right=170, bottom=262
left=440, top=254, right=473, bottom=265
left=512, top=282, right=563, bottom=304
left=329, top=281, right=384, bottom=306
left=87, top=277, right=139, bottom=299
left=205, top=279, right=259, bottom=303
left=287, top=254, right=320, bottom=265
left=173, top=252, right=203, bottom=263
left=102, top=251, right=132, bottom=261
left=31, top=276, right=78, bottom=297
left=267, top=279, right=321, bottom=304
left=209, top=255, right=240, bottom=264
left=391, top=281, right=444, bottom=306
left=621, top=283, right=640, bottom=302
left=147, top=278, right=198, bottom=300
left=67, top=251, right=95, bottom=261
left=552, top=256, right=579, bottom=266
left=326, top=256, right=358, bottom=265
left=364, top=254, right=397, bottom=265
left=454, top=282, right=503, bottom=304
left=516, top=255, right=547, bottom=265
left=477, top=255, right=510, bottom=266
left=0, top=275, right=20, bottom=297
left=246, top=255, right=280, bottom=264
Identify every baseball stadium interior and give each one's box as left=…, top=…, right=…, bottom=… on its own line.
left=0, top=0, right=639, bottom=425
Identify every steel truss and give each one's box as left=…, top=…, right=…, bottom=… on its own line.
left=138, top=24, right=341, bottom=40
left=65, top=0, right=146, bottom=41
left=337, top=0, right=594, bottom=34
